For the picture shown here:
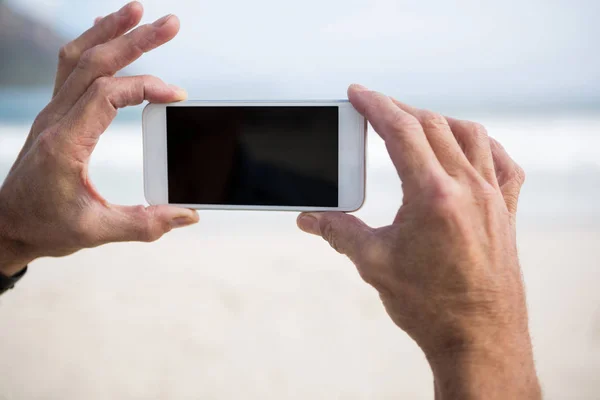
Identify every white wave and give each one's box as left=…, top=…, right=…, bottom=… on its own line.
left=1, top=115, right=599, bottom=172
left=0, top=123, right=144, bottom=168
left=367, top=115, right=600, bottom=172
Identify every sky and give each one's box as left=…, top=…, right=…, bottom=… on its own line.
left=7, top=0, right=600, bottom=108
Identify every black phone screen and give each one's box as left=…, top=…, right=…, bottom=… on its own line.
left=166, top=106, right=339, bottom=207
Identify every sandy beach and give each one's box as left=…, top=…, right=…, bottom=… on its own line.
left=1, top=118, right=599, bottom=399
left=0, top=223, right=599, bottom=399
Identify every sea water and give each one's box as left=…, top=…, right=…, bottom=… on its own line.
left=1, top=88, right=599, bottom=229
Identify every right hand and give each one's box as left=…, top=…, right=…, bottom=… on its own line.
left=297, top=85, right=539, bottom=398
left=0, top=2, right=198, bottom=276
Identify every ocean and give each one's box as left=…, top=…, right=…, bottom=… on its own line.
left=1, top=104, right=599, bottom=229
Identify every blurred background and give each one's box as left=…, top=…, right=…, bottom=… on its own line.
left=0, top=0, right=599, bottom=398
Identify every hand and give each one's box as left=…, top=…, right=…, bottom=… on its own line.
left=297, top=85, right=540, bottom=399
left=0, top=2, right=198, bottom=276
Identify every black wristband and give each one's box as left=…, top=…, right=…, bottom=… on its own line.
left=0, top=266, right=27, bottom=296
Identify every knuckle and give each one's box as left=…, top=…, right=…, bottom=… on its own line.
left=453, top=120, right=489, bottom=149
left=130, top=28, right=158, bottom=54
left=98, top=13, right=117, bottom=33
left=37, top=130, right=53, bottom=148
left=467, top=122, right=490, bottom=146
left=90, top=76, right=112, bottom=97
left=419, top=111, right=449, bottom=130
left=320, top=220, right=341, bottom=253
left=364, top=94, right=421, bottom=136
left=31, top=112, right=50, bottom=135
left=135, top=207, right=167, bottom=243
left=36, top=130, right=60, bottom=157
left=476, top=179, right=503, bottom=210
left=489, top=137, right=505, bottom=152
left=78, top=47, right=109, bottom=71
left=388, top=109, right=420, bottom=136
left=469, top=122, right=488, bottom=137
left=511, top=163, right=526, bottom=186
left=143, top=228, right=166, bottom=243
left=142, top=226, right=165, bottom=243
left=58, top=43, right=79, bottom=63
left=479, top=179, right=500, bottom=198
left=77, top=49, right=94, bottom=69
left=135, top=74, right=160, bottom=94
left=357, top=267, right=378, bottom=287
left=427, top=177, right=464, bottom=216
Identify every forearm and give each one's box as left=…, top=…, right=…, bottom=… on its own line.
left=428, top=339, right=541, bottom=400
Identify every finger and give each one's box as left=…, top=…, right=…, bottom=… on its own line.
left=54, top=14, right=180, bottom=115
left=489, top=138, right=526, bottom=215
left=297, top=212, right=374, bottom=263
left=60, top=75, right=186, bottom=158
left=445, top=116, right=499, bottom=188
left=54, top=1, right=144, bottom=97
left=100, top=204, right=199, bottom=243
left=390, top=99, right=472, bottom=178
left=348, top=84, right=445, bottom=190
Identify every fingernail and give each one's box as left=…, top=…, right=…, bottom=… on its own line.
left=170, top=216, right=196, bottom=228
left=169, top=84, right=187, bottom=99
left=153, top=14, right=173, bottom=27
left=298, top=214, right=320, bottom=235
left=350, top=83, right=369, bottom=92
left=118, top=3, right=131, bottom=16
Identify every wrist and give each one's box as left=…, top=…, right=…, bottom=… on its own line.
left=0, top=201, right=35, bottom=276
left=426, top=329, right=541, bottom=400
left=0, top=235, right=33, bottom=276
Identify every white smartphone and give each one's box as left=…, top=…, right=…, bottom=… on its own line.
left=142, top=101, right=366, bottom=211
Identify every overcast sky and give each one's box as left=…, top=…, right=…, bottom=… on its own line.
left=8, top=0, right=600, bottom=107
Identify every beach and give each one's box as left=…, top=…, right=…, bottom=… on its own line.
left=0, top=115, right=599, bottom=399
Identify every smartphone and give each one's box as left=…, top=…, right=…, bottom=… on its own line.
left=142, top=101, right=366, bottom=211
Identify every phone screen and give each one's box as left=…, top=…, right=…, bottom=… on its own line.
left=166, top=106, right=339, bottom=207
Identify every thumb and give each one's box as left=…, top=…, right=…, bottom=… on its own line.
left=102, top=204, right=199, bottom=243
left=297, top=212, right=373, bottom=261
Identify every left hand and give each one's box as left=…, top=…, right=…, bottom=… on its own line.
left=0, top=2, right=198, bottom=276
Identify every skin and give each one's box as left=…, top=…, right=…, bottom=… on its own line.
left=297, top=86, right=541, bottom=398
left=0, top=2, right=540, bottom=398
left=0, top=2, right=198, bottom=276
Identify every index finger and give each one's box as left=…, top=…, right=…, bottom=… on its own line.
left=348, top=84, right=445, bottom=188
left=59, top=75, right=186, bottom=161
left=53, top=14, right=180, bottom=118
left=53, top=1, right=144, bottom=96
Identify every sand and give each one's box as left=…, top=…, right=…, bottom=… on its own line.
left=0, top=218, right=599, bottom=399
